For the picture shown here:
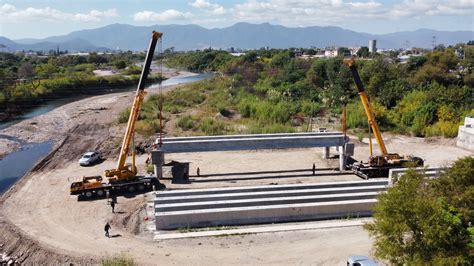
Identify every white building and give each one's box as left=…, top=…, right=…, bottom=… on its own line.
left=369, top=40, right=377, bottom=53
left=324, top=49, right=338, bottom=57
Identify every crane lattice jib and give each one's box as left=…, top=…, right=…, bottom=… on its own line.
left=116, top=31, right=163, bottom=170
left=344, top=59, right=388, bottom=156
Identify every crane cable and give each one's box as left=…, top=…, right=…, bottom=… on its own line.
left=158, top=37, right=164, bottom=147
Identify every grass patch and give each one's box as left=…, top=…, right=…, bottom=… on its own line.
left=117, top=108, right=131, bottom=123
left=101, top=255, right=136, bottom=266
left=176, top=115, right=195, bottom=130
left=199, top=117, right=226, bottom=135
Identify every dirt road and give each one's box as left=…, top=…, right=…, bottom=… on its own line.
left=1, top=149, right=373, bottom=265
left=1, top=139, right=471, bottom=264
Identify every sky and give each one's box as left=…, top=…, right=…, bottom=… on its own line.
left=0, top=0, right=473, bottom=39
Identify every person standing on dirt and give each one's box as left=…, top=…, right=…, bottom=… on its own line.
left=104, top=222, right=111, bottom=238
left=110, top=200, right=115, bottom=213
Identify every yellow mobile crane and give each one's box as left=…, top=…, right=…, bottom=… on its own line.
left=344, top=58, right=423, bottom=179
left=70, top=31, right=163, bottom=199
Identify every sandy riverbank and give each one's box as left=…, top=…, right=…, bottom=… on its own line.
left=0, top=69, right=196, bottom=159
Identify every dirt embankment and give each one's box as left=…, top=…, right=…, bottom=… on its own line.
left=0, top=219, right=93, bottom=265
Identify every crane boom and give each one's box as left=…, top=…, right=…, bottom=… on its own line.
left=342, top=58, right=424, bottom=179
left=344, top=59, right=388, bottom=156
left=105, top=31, right=163, bottom=181
left=70, top=31, right=165, bottom=198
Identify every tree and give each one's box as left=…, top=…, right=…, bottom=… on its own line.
left=337, top=47, right=351, bottom=57
left=357, top=46, right=369, bottom=58
left=323, top=58, right=355, bottom=107
left=114, top=60, right=127, bottom=69
left=364, top=157, right=474, bottom=264
left=17, top=62, right=35, bottom=80
left=36, top=58, right=59, bottom=78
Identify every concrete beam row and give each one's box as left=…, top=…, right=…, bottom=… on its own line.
left=388, top=167, right=446, bottom=185
left=155, top=180, right=386, bottom=230
left=155, top=199, right=377, bottom=230
left=156, top=180, right=388, bottom=197
left=155, top=185, right=387, bottom=204
left=156, top=191, right=380, bottom=212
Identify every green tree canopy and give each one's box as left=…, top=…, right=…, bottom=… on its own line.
left=364, top=157, right=474, bottom=264
left=357, top=46, right=370, bottom=58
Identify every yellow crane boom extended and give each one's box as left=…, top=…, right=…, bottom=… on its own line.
left=343, top=58, right=423, bottom=179
left=104, top=31, right=163, bottom=181
left=344, top=58, right=388, bottom=155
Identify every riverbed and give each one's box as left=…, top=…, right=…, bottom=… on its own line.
left=0, top=71, right=210, bottom=195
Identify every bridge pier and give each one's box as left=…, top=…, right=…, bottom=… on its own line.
left=151, top=150, right=164, bottom=179
left=338, top=146, right=346, bottom=171
left=323, top=147, right=330, bottom=159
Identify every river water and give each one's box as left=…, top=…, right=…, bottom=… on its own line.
left=0, top=72, right=211, bottom=194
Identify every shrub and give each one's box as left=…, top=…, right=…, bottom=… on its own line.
left=346, top=100, right=389, bottom=129
left=123, top=66, right=141, bottom=75
left=101, top=255, right=136, bottom=266
left=238, top=97, right=258, bottom=118
left=247, top=122, right=296, bottom=134
left=424, top=121, right=459, bottom=138
left=199, top=117, right=225, bottom=135
left=301, top=100, right=322, bottom=117
left=135, top=120, right=160, bottom=136
left=176, top=115, right=194, bottom=130
left=118, top=108, right=130, bottom=123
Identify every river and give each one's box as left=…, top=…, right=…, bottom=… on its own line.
left=0, top=72, right=211, bottom=194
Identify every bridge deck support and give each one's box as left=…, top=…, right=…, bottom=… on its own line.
left=151, top=132, right=349, bottom=175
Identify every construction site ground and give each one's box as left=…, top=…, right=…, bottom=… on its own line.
left=0, top=75, right=472, bottom=264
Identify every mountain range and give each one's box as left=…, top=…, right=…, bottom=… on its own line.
left=1, top=23, right=472, bottom=52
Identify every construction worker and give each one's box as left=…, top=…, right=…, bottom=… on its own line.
left=104, top=222, right=111, bottom=238
left=110, top=200, right=115, bottom=213
left=196, top=167, right=200, bottom=177
left=312, top=163, right=316, bottom=175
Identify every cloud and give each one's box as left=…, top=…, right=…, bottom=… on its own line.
left=0, top=3, right=16, bottom=13
left=389, top=0, right=473, bottom=18
left=0, top=3, right=118, bottom=22
left=133, top=9, right=192, bottom=22
left=74, top=9, right=118, bottom=22
left=190, top=0, right=215, bottom=9
left=190, top=0, right=226, bottom=15
left=232, top=0, right=473, bottom=25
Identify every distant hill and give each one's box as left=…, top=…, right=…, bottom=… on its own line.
left=1, top=23, right=472, bottom=52
left=0, top=36, right=104, bottom=52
